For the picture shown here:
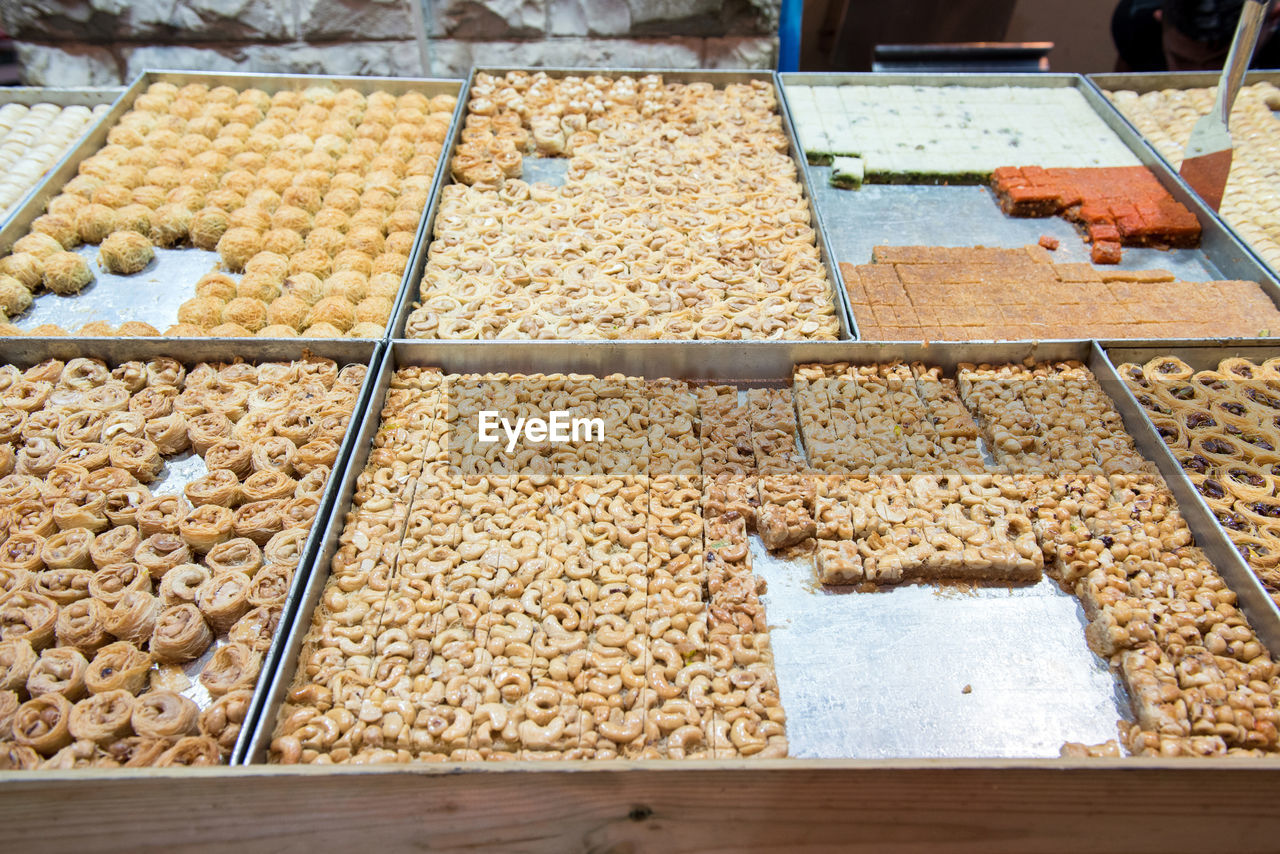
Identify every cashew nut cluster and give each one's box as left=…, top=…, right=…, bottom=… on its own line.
left=272, top=368, right=787, bottom=763
left=404, top=72, right=839, bottom=341
left=0, top=81, right=456, bottom=338
left=0, top=353, right=363, bottom=768
left=1106, top=83, right=1280, bottom=270
left=1118, top=354, right=1280, bottom=609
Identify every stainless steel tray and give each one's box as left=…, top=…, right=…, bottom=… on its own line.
left=387, top=67, right=856, bottom=341
left=0, top=87, right=124, bottom=232
left=247, top=338, right=1280, bottom=762
left=1, top=70, right=463, bottom=340
left=779, top=72, right=1280, bottom=339
left=0, top=336, right=382, bottom=764
left=1100, top=341, right=1280, bottom=653
left=1088, top=71, right=1280, bottom=285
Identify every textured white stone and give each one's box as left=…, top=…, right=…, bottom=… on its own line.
left=547, top=0, right=630, bottom=36
left=427, top=37, right=702, bottom=77
left=703, top=35, right=776, bottom=69
left=122, top=44, right=242, bottom=79
left=626, top=0, right=718, bottom=26
left=121, top=40, right=425, bottom=80
left=3, top=0, right=292, bottom=41
left=430, top=0, right=547, bottom=38
left=246, top=41, right=426, bottom=76
left=297, top=0, right=413, bottom=41
left=15, top=41, right=121, bottom=86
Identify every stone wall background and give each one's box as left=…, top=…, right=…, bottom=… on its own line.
left=1, top=0, right=780, bottom=86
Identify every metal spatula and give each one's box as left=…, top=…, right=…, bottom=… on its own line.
left=1180, top=0, right=1269, bottom=210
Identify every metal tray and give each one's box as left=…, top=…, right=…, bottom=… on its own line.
left=779, top=72, right=1280, bottom=340
left=386, top=67, right=856, bottom=341
left=1, top=70, right=464, bottom=340
left=1100, top=341, right=1280, bottom=653
left=1088, top=71, right=1280, bottom=284
left=0, top=336, right=382, bottom=764
left=247, top=338, right=1280, bottom=762
left=0, top=87, right=124, bottom=231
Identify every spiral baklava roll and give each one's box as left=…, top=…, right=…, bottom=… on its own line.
left=107, top=436, right=163, bottom=483
left=155, top=735, right=220, bottom=766
left=187, top=412, right=234, bottom=455
left=40, top=739, right=117, bottom=769
left=312, top=414, right=347, bottom=443
left=52, top=491, right=109, bottom=533
left=128, top=386, right=175, bottom=420
left=293, top=438, right=338, bottom=477
left=227, top=605, right=280, bottom=653
left=84, top=641, right=151, bottom=695
left=45, top=464, right=92, bottom=500
left=136, top=494, right=190, bottom=537
left=6, top=380, right=53, bottom=412
left=144, top=412, right=190, bottom=456
left=202, top=386, right=249, bottom=422
left=0, top=408, right=27, bottom=444
left=81, top=466, right=137, bottom=495
left=0, top=591, right=57, bottom=650
left=101, top=411, right=146, bottom=444
left=26, top=647, right=88, bottom=700
left=204, top=439, right=253, bottom=479
left=293, top=467, right=329, bottom=499
left=241, top=470, right=295, bottom=504
left=281, top=495, right=320, bottom=529
left=199, top=642, right=260, bottom=696
left=158, top=564, right=210, bottom=608
left=39, top=529, right=95, bottom=571
left=204, top=538, right=262, bottom=576
left=233, top=500, right=285, bottom=546
left=33, top=569, right=92, bottom=606
left=184, top=469, right=241, bottom=510
left=13, top=693, right=73, bottom=754
left=0, top=568, right=33, bottom=596
left=196, top=573, right=251, bottom=635
left=88, top=562, right=152, bottom=606
left=145, top=358, right=184, bottom=388
left=55, top=598, right=111, bottom=654
left=245, top=564, right=291, bottom=609
left=0, top=533, right=45, bottom=574
left=230, top=410, right=275, bottom=444
left=81, top=384, right=130, bottom=413
left=16, top=437, right=60, bottom=476
left=54, top=445, right=108, bottom=477
left=88, top=526, right=140, bottom=572
left=0, top=638, right=37, bottom=692
left=0, top=446, right=14, bottom=478
left=263, top=527, right=307, bottom=570
left=0, top=474, right=42, bottom=503
left=150, top=604, right=214, bottom=664
left=11, top=500, right=56, bottom=537
left=249, top=436, right=295, bottom=477
left=131, top=690, right=198, bottom=739
left=55, top=410, right=105, bottom=447
left=102, top=590, right=160, bottom=646
left=110, top=362, right=147, bottom=394
left=134, top=533, right=192, bottom=581
left=179, top=504, right=236, bottom=553
left=106, top=735, right=169, bottom=767
left=270, top=412, right=315, bottom=445
left=199, top=687, right=251, bottom=754
left=102, top=485, right=150, bottom=528
left=69, top=689, right=135, bottom=745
